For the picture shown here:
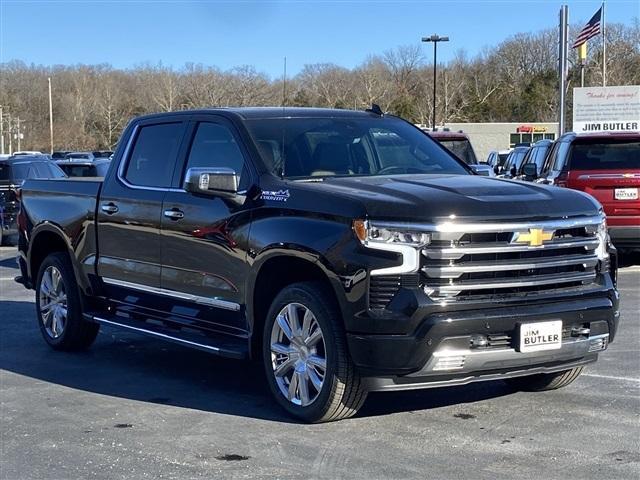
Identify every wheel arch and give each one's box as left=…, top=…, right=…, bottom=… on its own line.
left=247, top=249, right=347, bottom=358
left=28, top=224, right=90, bottom=296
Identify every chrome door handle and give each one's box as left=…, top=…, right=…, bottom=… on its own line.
left=163, top=209, right=184, bottom=220
left=101, top=203, right=119, bottom=214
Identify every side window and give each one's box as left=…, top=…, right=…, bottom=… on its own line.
left=125, top=122, right=184, bottom=188
left=184, top=122, right=246, bottom=181
left=553, top=142, right=571, bottom=171
left=541, top=143, right=557, bottom=175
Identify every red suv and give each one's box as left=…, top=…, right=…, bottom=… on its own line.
left=535, top=132, right=640, bottom=251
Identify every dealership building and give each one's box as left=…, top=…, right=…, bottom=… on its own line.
left=417, top=122, right=559, bottom=161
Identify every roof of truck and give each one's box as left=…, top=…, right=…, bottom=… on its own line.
left=561, top=131, right=640, bottom=141
left=133, top=107, right=385, bottom=122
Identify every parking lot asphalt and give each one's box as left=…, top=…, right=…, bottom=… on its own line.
left=1, top=245, right=639, bottom=480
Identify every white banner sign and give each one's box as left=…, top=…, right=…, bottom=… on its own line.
left=573, top=85, right=640, bottom=133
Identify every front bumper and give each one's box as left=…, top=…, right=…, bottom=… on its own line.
left=347, top=279, right=619, bottom=387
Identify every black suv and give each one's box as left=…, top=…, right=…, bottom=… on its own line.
left=0, top=155, right=65, bottom=245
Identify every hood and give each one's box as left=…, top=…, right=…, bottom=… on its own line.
left=293, top=174, right=601, bottom=222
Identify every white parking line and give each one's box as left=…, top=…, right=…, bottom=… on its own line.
left=583, top=373, right=640, bottom=383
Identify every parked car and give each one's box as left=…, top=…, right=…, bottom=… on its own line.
left=0, top=155, right=66, bottom=245
left=51, top=151, right=72, bottom=160
left=56, top=159, right=111, bottom=177
left=92, top=150, right=114, bottom=159
left=498, top=146, right=530, bottom=178
left=16, top=108, right=618, bottom=423
left=532, top=132, right=639, bottom=252
left=516, top=139, right=553, bottom=181
left=427, top=130, right=493, bottom=176
left=64, top=152, right=96, bottom=161
left=13, top=151, right=43, bottom=156
left=486, top=149, right=511, bottom=174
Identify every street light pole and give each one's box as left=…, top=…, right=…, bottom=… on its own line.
left=421, top=34, right=449, bottom=130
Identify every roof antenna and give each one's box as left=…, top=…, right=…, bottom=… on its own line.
left=280, top=56, right=287, bottom=179
left=366, top=103, right=384, bottom=116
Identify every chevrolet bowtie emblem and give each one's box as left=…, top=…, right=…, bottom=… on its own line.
left=513, top=228, right=554, bottom=247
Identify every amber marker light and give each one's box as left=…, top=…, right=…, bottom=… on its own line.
left=352, top=219, right=368, bottom=242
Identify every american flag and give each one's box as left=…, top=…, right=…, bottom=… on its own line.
left=573, top=7, right=602, bottom=48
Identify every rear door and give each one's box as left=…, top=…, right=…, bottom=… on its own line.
left=96, top=118, right=189, bottom=305
left=565, top=137, right=640, bottom=225
left=159, top=115, right=255, bottom=335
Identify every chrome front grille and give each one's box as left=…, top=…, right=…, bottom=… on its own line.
left=421, top=217, right=602, bottom=301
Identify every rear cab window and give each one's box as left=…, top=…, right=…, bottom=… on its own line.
left=124, top=122, right=185, bottom=187
left=568, top=138, right=640, bottom=170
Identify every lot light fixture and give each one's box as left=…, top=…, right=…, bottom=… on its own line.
left=421, top=34, right=449, bottom=130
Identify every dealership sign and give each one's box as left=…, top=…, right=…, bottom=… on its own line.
left=573, top=85, right=640, bottom=133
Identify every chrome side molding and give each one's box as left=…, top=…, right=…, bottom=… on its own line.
left=102, top=277, right=241, bottom=311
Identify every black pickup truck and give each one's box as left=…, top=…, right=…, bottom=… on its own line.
left=16, top=108, right=619, bottom=422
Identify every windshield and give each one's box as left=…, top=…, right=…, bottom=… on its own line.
left=570, top=139, right=640, bottom=170
left=245, top=117, right=469, bottom=178
left=504, top=149, right=527, bottom=171
left=66, top=153, right=91, bottom=160
left=437, top=139, right=478, bottom=165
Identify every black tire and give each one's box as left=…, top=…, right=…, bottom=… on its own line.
left=262, top=281, right=367, bottom=423
left=35, top=252, right=99, bottom=351
left=506, top=366, right=584, bottom=392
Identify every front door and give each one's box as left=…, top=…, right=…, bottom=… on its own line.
left=159, top=116, right=255, bottom=336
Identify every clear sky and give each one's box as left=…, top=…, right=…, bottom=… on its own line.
left=1, top=0, right=637, bottom=78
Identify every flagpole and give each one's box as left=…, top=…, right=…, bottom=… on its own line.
left=602, top=1, right=606, bottom=86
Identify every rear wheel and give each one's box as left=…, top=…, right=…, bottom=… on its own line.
left=262, top=282, right=367, bottom=423
left=506, top=367, right=584, bottom=391
left=35, top=252, right=99, bottom=350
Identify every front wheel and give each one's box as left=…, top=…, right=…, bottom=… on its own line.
left=35, top=252, right=99, bottom=351
left=505, top=367, right=584, bottom=392
left=262, top=282, right=367, bottom=423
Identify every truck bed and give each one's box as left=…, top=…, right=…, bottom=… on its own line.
left=19, top=178, right=103, bottom=253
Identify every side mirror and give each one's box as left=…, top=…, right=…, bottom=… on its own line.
left=494, top=165, right=500, bottom=175
left=522, top=163, right=538, bottom=179
left=510, top=166, right=517, bottom=177
left=183, top=167, right=238, bottom=198
left=469, top=164, right=492, bottom=176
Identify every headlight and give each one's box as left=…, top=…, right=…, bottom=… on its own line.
left=353, top=220, right=431, bottom=247
left=353, top=220, right=430, bottom=275
left=595, top=217, right=610, bottom=267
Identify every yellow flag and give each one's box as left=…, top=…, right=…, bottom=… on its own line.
left=578, top=43, right=587, bottom=61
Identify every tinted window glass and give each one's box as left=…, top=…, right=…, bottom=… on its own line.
left=185, top=122, right=245, bottom=176
left=60, top=165, right=96, bottom=177
left=0, top=164, right=12, bottom=181
left=569, top=140, right=640, bottom=170
left=125, top=123, right=184, bottom=187
left=245, top=117, right=468, bottom=178
left=438, top=139, right=477, bottom=165
left=553, top=142, right=571, bottom=171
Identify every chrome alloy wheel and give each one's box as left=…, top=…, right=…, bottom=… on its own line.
left=270, top=303, right=327, bottom=407
left=39, top=265, right=68, bottom=339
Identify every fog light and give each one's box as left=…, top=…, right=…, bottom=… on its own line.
left=470, top=334, right=489, bottom=348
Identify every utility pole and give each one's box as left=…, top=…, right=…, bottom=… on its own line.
left=16, top=118, right=22, bottom=151
left=558, top=5, right=569, bottom=136
left=48, top=77, right=54, bottom=154
left=421, top=34, right=449, bottom=130
left=7, top=114, right=12, bottom=155
left=0, top=105, right=4, bottom=155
